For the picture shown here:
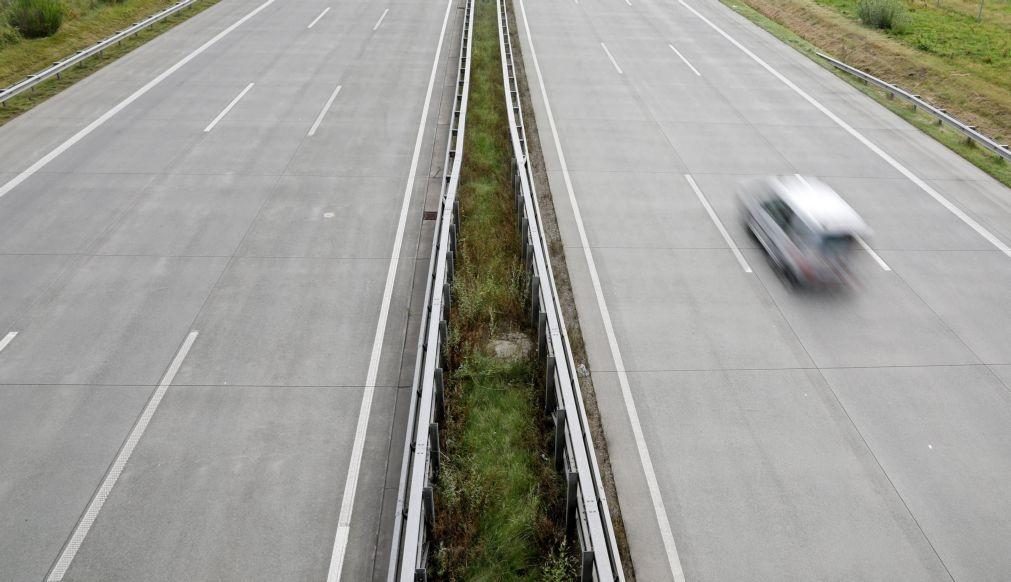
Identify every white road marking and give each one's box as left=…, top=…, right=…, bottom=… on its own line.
left=0, top=331, right=17, bottom=353
left=307, top=6, right=331, bottom=29
left=668, top=43, right=701, bottom=76
left=203, top=82, right=254, bottom=133
left=308, top=84, right=343, bottom=137
left=600, top=42, right=623, bottom=75
left=324, top=0, right=455, bottom=579
left=47, top=331, right=199, bottom=582
left=686, top=174, right=752, bottom=272
left=856, top=236, right=891, bottom=271
left=0, top=0, right=280, bottom=201
left=678, top=0, right=1011, bottom=258
left=624, top=0, right=632, bottom=5
left=372, top=8, right=389, bottom=31
left=519, top=0, right=687, bottom=580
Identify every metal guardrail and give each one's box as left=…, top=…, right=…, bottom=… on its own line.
left=497, top=0, right=624, bottom=579
left=818, top=52, right=1011, bottom=163
left=387, top=0, right=473, bottom=578
left=0, top=0, right=201, bottom=106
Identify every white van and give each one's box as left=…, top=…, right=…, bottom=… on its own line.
left=740, top=175, right=871, bottom=287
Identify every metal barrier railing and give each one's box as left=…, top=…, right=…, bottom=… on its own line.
left=497, top=0, right=624, bottom=579
left=818, top=52, right=1011, bottom=163
left=387, top=0, right=474, bottom=578
left=0, top=0, right=201, bottom=106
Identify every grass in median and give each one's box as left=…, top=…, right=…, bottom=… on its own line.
left=719, top=0, right=1011, bottom=189
left=431, top=0, right=572, bottom=578
left=1, top=0, right=220, bottom=127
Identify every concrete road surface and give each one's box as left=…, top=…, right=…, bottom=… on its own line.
left=517, top=0, right=1011, bottom=580
left=0, top=0, right=462, bottom=579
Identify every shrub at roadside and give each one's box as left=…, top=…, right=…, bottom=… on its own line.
left=857, top=0, right=908, bottom=31
left=7, top=0, right=65, bottom=38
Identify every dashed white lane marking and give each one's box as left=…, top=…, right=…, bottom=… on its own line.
left=324, top=0, right=455, bottom=579
left=856, top=236, right=892, bottom=271
left=600, top=42, right=623, bottom=75
left=0, top=0, right=280, bottom=201
left=372, top=8, right=390, bottom=31
left=678, top=0, right=1011, bottom=258
left=686, top=174, right=752, bottom=273
left=203, top=82, right=254, bottom=133
left=47, top=331, right=199, bottom=582
left=668, top=43, right=701, bottom=76
left=308, top=84, right=343, bottom=137
left=519, top=0, right=687, bottom=580
left=624, top=0, right=632, bottom=6
left=307, top=6, right=331, bottom=29
left=0, top=331, right=17, bottom=353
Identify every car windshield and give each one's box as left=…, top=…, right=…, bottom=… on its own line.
left=820, top=234, right=855, bottom=256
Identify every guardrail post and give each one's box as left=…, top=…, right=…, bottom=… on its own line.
left=429, top=423, right=441, bottom=480
left=553, top=408, right=566, bottom=471
left=438, top=321, right=449, bottom=367
left=565, top=471, right=578, bottom=538
left=580, top=551, right=594, bottom=581
left=537, top=310, right=547, bottom=360
left=423, top=486, right=435, bottom=527
left=529, top=275, right=540, bottom=324
left=544, top=356, right=557, bottom=414
left=434, top=368, right=445, bottom=422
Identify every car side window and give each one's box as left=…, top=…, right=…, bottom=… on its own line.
left=761, top=197, right=794, bottom=229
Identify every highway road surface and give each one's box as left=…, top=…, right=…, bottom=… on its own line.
left=0, top=0, right=462, bottom=579
left=517, top=0, right=1011, bottom=580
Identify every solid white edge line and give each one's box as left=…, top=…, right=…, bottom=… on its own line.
left=307, top=6, right=331, bottom=29
left=308, top=84, right=343, bottom=137
left=519, top=1, right=687, bottom=580
left=372, top=8, right=390, bottom=31
left=668, top=43, right=701, bottom=76
left=600, top=42, right=623, bottom=75
left=324, top=0, right=454, bottom=579
left=203, top=82, right=254, bottom=133
left=856, top=236, right=892, bottom=271
left=685, top=174, right=752, bottom=273
left=47, top=331, right=199, bottom=582
left=677, top=0, right=1011, bottom=258
left=0, top=331, right=17, bottom=353
left=0, top=0, right=281, bottom=201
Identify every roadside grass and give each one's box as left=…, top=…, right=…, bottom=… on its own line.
left=720, top=0, right=1011, bottom=189
left=432, top=0, right=571, bottom=578
left=1, top=0, right=219, bottom=127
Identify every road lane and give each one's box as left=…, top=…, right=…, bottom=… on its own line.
left=0, top=0, right=458, bottom=579
left=518, top=0, right=1011, bottom=579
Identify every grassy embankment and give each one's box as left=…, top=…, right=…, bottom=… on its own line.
left=431, top=0, right=573, bottom=579
left=1, top=0, right=218, bottom=126
left=720, top=0, right=1011, bottom=187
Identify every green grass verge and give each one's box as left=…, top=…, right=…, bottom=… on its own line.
left=720, top=0, right=1011, bottom=189
left=432, top=0, right=572, bottom=578
left=1, top=0, right=220, bottom=127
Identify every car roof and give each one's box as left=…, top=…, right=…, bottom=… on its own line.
left=769, top=175, right=871, bottom=236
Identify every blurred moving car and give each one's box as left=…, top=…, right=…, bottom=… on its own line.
left=740, top=175, right=870, bottom=287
